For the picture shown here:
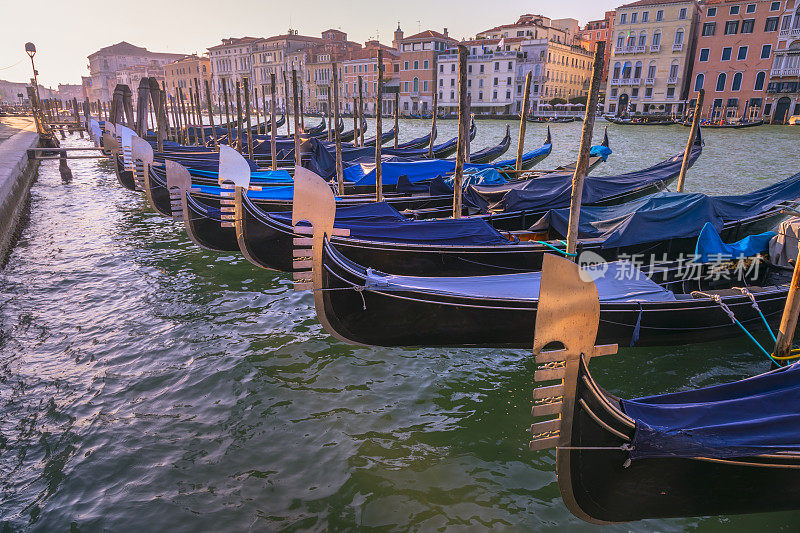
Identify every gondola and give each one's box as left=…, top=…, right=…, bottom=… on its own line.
left=463, top=125, right=512, bottom=164
left=682, top=119, right=763, bottom=129
left=339, top=120, right=368, bottom=143
left=528, top=116, right=577, bottom=123
left=362, top=127, right=397, bottom=147
left=605, top=116, right=676, bottom=126
left=297, top=215, right=790, bottom=348
left=529, top=253, right=800, bottom=523
left=395, top=129, right=435, bottom=150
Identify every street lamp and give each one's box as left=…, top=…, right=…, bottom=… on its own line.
left=26, top=42, right=42, bottom=106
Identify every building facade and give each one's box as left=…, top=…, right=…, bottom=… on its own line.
left=207, top=37, right=262, bottom=106
left=687, top=0, right=783, bottom=121
left=605, top=0, right=701, bottom=115
left=578, top=11, right=616, bottom=82
left=436, top=37, right=593, bottom=115
left=86, top=41, right=184, bottom=101
left=342, top=41, right=400, bottom=115
left=767, top=0, right=800, bottom=121
left=164, top=55, right=212, bottom=97
left=397, top=29, right=457, bottom=115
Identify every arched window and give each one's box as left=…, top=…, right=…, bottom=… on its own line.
left=732, top=72, right=743, bottom=91
left=647, top=61, right=657, bottom=79
left=669, top=60, right=680, bottom=78
left=634, top=60, right=643, bottom=79
left=694, top=73, right=705, bottom=91
left=627, top=33, right=636, bottom=47
left=754, top=71, right=766, bottom=91
left=716, top=72, right=727, bottom=92
left=413, top=77, right=419, bottom=92
left=638, top=30, right=647, bottom=47
left=675, top=28, right=684, bottom=45
left=612, top=61, right=621, bottom=79
left=622, top=61, right=632, bottom=79
left=652, top=31, right=661, bottom=47
left=616, top=33, right=625, bottom=49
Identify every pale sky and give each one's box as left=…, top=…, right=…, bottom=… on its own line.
left=0, top=0, right=617, bottom=88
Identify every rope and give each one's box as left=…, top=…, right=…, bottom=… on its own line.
left=535, top=240, right=576, bottom=257
left=734, top=287, right=777, bottom=343
left=630, top=302, right=643, bottom=347
left=694, top=291, right=782, bottom=365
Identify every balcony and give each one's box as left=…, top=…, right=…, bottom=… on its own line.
left=672, top=43, right=683, bottom=52
left=621, top=78, right=632, bottom=85
left=634, top=45, right=646, bottom=53
left=772, top=68, right=800, bottom=77
left=631, top=77, right=641, bottom=85
left=650, top=44, right=660, bottom=52
left=645, top=77, right=655, bottom=85
left=410, top=90, right=420, bottom=98
left=779, top=28, right=800, bottom=37
left=667, top=76, right=678, bottom=84
left=611, top=78, right=620, bottom=85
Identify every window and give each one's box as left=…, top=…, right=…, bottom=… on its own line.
left=631, top=12, right=638, bottom=23
left=412, top=77, right=419, bottom=92
left=450, top=78, right=454, bottom=87
left=737, top=46, right=748, bottom=60
left=645, top=87, right=653, bottom=98
left=702, top=22, right=716, bottom=36
left=423, top=60, right=429, bottom=69
left=716, top=72, right=727, bottom=91
left=727, top=98, right=739, bottom=107
left=638, top=32, right=647, bottom=47
left=724, top=20, right=739, bottom=34
left=732, top=72, right=743, bottom=91
left=506, top=90, right=511, bottom=99
left=675, top=28, right=684, bottom=45
left=612, top=62, right=621, bottom=79
left=450, top=91, right=454, bottom=99
left=699, top=48, right=710, bottom=61
left=404, top=61, right=409, bottom=70
left=404, top=81, right=409, bottom=91
left=642, top=11, right=649, bottom=22
left=652, top=31, right=661, bottom=46
left=620, top=13, right=627, bottom=23
left=782, top=14, right=792, bottom=30
left=632, top=87, right=639, bottom=97
left=679, top=7, right=687, bottom=19
left=669, top=62, right=679, bottom=78
left=413, top=60, right=419, bottom=69
left=647, top=62, right=656, bottom=78
left=771, top=1, right=781, bottom=10
left=765, top=17, right=779, bottom=31
left=694, top=73, right=705, bottom=91
left=746, top=3, right=756, bottom=13
left=439, top=64, right=443, bottom=73
left=494, top=62, right=499, bottom=71
left=722, top=47, right=732, bottom=60
left=667, top=87, right=675, bottom=98
left=492, top=90, right=497, bottom=99
left=493, top=77, right=498, bottom=86
left=506, top=77, right=511, bottom=84
left=451, top=64, right=455, bottom=72
left=478, top=91, right=483, bottom=100
left=616, top=33, right=625, bottom=49
left=634, top=61, right=642, bottom=78
left=611, top=88, right=618, bottom=97
left=656, top=9, right=663, bottom=21
left=754, top=71, right=766, bottom=90
left=508, top=61, right=513, bottom=70
left=468, top=65, right=472, bottom=74
left=439, top=79, right=443, bottom=87
left=479, top=65, right=484, bottom=73
left=741, top=19, right=755, bottom=33
left=730, top=5, right=740, bottom=14
left=707, top=6, right=717, bottom=16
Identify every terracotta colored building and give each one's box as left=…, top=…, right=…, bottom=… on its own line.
left=397, top=28, right=457, bottom=116
left=164, top=55, right=212, bottom=96
left=687, top=0, right=784, bottom=120
left=342, top=41, right=400, bottom=115
left=578, top=11, right=616, bottom=82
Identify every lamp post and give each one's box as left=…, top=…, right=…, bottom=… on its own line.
left=25, top=42, right=42, bottom=110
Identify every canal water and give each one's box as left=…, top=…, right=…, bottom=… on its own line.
left=1, top=120, right=799, bottom=531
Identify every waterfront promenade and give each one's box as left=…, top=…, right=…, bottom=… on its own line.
left=0, top=116, right=40, bottom=265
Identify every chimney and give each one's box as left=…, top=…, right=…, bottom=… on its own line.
left=443, top=28, right=448, bottom=38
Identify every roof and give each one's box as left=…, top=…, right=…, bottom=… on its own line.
left=458, top=37, right=527, bottom=46
left=346, top=42, right=400, bottom=60
left=88, top=41, right=183, bottom=59
left=400, top=30, right=457, bottom=43
left=618, top=0, right=696, bottom=8
left=208, top=37, right=263, bottom=50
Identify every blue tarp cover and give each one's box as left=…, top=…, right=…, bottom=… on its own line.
left=694, top=222, right=777, bottom=262
left=534, top=171, right=800, bottom=249
left=622, top=362, right=800, bottom=459
left=365, top=261, right=676, bottom=301
left=269, top=202, right=406, bottom=225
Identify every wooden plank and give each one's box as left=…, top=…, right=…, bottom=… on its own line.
left=534, top=367, right=565, bottom=382
left=532, top=383, right=564, bottom=400
left=530, top=418, right=560, bottom=435
left=531, top=402, right=562, bottom=417
left=529, top=435, right=559, bottom=451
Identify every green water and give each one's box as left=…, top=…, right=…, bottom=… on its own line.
left=1, top=120, right=800, bottom=531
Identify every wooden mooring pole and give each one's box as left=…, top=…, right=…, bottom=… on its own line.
left=243, top=77, right=254, bottom=160
left=452, top=45, right=468, bottom=219
left=375, top=49, right=384, bottom=202
left=222, top=80, right=233, bottom=144
left=565, top=41, right=604, bottom=258
left=235, top=80, right=244, bottom=152
left=332, top=61, right=344, bottom=195
left=270, top=73, right=277, bottom=171
left=516, top=72, right=532, bottom=171
left=292, top=69, right=301, bottom=167
left=677, top=89, right=703, bottom=193
left=428, top=90, right=438, bottom=158
left=774, top=247, right=800, bottom=361
left=394, top=91, right=399, bottom=149
left=204, top=79, right=218, bottom=150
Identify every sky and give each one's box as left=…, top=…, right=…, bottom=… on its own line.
left=0, top=0, right=617, bottom=88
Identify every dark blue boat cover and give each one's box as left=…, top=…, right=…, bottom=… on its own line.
left=622, top=363, right=800, bottom=459
left=269, top=202, right=406, bottom=225
left=336, top=217, right=512, bottom=245
left=534, top=171, right=800, bottom=248
left=479, top=144, right=699, bottom=213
